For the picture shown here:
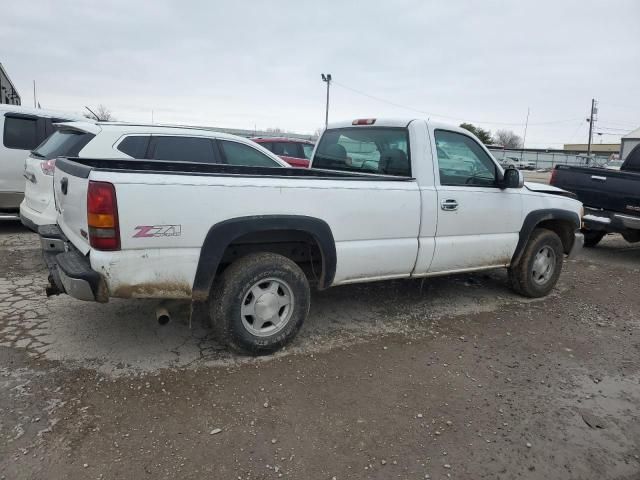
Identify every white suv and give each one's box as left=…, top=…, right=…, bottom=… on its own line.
left=20, top=122, right=288, bottom=229
left=0, top=105, right=84, bottom=219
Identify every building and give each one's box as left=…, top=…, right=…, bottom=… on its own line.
left=0, top=63, right=21, bottom=105
left=621, top=127, right=640, bottom=160
left=563, top=143, right=620, bottom=154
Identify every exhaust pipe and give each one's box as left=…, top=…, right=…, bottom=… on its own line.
left=156, top=306, right=171, bottom=325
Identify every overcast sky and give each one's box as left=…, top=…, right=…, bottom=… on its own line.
left=2, top=0, right=638, bottom=147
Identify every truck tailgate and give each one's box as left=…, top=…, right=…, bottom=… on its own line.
left=53, top=164, right=91, bottom=254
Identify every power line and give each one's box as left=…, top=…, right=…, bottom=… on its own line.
left=332, top=80, right=582, bottom=127
left=597, top=119, right=638, bottom=127
left=595, top=126, right=633, bottom=132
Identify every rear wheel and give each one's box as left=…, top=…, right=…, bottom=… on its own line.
left=583, top=229, right=605, bottom=248
left=509, top=228, right=564, bottom=298
left=209, top=252, right=310, bottom=355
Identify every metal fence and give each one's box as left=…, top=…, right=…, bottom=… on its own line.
left=488, top=148, right=610, bottom=170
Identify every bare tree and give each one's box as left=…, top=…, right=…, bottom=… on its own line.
left=493, top=130, right=523, bottom=149
left=83, top=104, right=115, bottom=121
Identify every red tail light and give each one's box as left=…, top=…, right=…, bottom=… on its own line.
left=40, top=159, right=56, bottom=176
left=87, top=181, right=120, bottom=251
left=549, top=167, right=558, bottom=185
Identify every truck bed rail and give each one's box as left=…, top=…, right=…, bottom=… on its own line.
left=55, top=157, right=415, bottom=181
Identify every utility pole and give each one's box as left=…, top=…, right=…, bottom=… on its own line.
left=33, top=80, right=36, bottom=108
left=587, top=98, right=597, bottom=162
left=521, top=107, right=530, bottom=160
left=321, top=73, right=332, bottom=128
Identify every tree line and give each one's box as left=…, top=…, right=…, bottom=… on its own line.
left=459, top=123, right=523, bottom=149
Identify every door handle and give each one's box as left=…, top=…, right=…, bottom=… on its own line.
left=591, top=175, right=607, bottom=182
left=441, top=199, right=458, bottom=211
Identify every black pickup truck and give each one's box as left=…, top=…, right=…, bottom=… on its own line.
left=550, top=145, right=640, bottom=247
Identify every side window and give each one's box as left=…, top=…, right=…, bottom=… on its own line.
left=3, top=115, right=39, bottom=150
left=117, top=136, right=150, bottom=158
left=150, top=136, right=216, bottom=163
left=435, top=130, right=497, bottom=187
left=219, top=141, right=281, bottom=167
left=273, top=142, right=303, bottom=158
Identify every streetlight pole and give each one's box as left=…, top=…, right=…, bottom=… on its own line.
left=587, top=98, right=597, bottom=161
left=321, top=73, right=332, bottom=128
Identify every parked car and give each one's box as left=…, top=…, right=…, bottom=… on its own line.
left=500, top=156, right=536, bottom=170
left=20, top=122, right=289, bottom=230
left=41, top=118, right=583, bottom=355
left=0, top=105, right=84, bottom=219
left=603, top=159, right=624, bottom=170
left=251, top=137, right=314, bottom=168
left=550, top=144, right=640, bottom=247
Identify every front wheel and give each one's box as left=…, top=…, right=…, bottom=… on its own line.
left=509, top=229, right=564, bottom=298
left=209, top=252, right=310, bottom=355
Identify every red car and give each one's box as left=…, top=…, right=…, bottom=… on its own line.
left=251, top=137, right=315, bottom=168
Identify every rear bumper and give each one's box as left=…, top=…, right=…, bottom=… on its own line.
left=20, top=212, right=39, bottom=232
left=39, top=225, right=108, bottom=303
left=20, top=199, right=57, bottom=231
left=583, top=207, right=640, bottom=233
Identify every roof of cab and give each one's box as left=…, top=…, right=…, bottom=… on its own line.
left=326, top=118, right=477, bottom=135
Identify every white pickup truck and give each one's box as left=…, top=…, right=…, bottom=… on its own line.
left=41, top=118, right=583, bottom=354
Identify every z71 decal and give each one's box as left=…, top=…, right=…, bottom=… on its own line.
left=133, top=225, right=182, bottom=238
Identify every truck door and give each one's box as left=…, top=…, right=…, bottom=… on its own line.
left=428, top=129, right=522, bottom=273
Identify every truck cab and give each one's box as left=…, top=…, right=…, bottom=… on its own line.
left=311, top=118, right=582, bottom=275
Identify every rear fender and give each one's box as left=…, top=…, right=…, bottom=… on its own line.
left=192, top=215, right=336, bottom=301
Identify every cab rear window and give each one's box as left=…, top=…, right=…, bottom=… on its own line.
left=314, top=127, right=410, bottom=176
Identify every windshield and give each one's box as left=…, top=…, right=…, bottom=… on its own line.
left=313, top=127, right=411, bottom=176
left=32, top=129, right=95, bottom=159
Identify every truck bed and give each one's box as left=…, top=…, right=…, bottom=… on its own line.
left=551, top=164, right=640, bottom=215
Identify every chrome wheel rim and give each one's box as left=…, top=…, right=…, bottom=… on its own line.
left=531, top=246, right=556, bottom=285
left=241, top=278, right=294, bottom=337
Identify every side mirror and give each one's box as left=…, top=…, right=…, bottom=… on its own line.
left=501, top=167, right=524, bottom=189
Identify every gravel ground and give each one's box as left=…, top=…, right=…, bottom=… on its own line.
left=0, top=222, right=639, bottom=480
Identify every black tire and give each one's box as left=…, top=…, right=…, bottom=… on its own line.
left=209, top=252, right=310, bottom=355
left=583, top=229, right=605, bottom=248
left=508, top=228, right=564, bottom=298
